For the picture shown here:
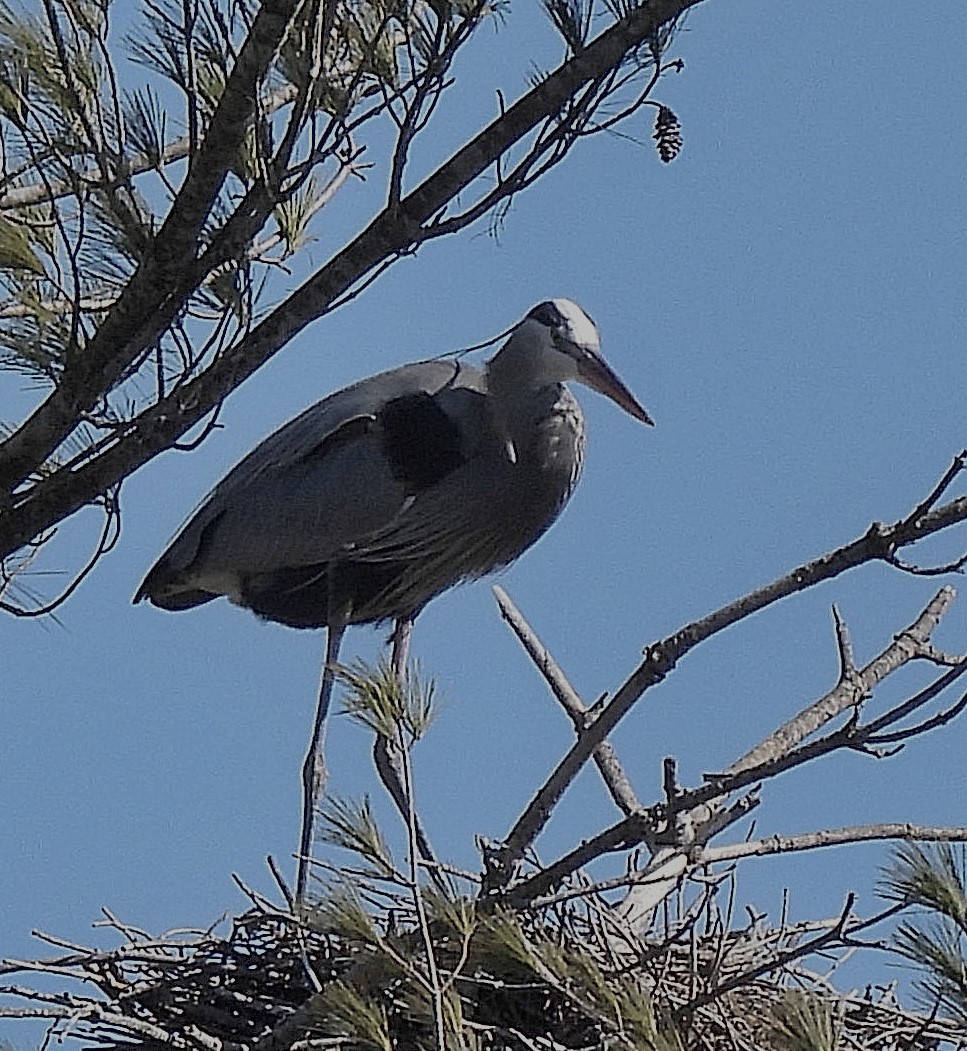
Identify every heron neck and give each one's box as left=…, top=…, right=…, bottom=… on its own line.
left=486, top=333, right=562, bottom=405
left=485, top=339, right=574, bottom=458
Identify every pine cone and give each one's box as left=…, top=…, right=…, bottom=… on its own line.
left=654, top=105, right=683, bottom=163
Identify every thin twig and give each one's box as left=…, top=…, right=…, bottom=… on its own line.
left=492, top=584, right=642, bottom=817
left=730, top=586, right=958, bottom=774
left=400, top=728, right=447, bottom=1051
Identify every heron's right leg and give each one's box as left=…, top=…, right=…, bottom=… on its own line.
left=373, top=615, right=445, bottom=888
left=389, top=616, right=413, bottom=679
left=297, top=622, right=345, bottom=903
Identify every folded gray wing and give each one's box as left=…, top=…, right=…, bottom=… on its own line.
left=135, top=358, right=486, bottom=606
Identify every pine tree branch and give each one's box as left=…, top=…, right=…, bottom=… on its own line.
left=0, top=0, right=303, bottom=493
left=0, top=0, right=703, bottom=554
left=0, top=85, right=300, bottom=211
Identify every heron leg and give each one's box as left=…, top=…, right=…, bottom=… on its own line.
left=390, top=615, right=413, bottom=678
left=297, top=622, right=345, bottom=903
left=373, top=615, right=444, bottom=888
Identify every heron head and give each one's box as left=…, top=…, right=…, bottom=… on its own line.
left=512, top=299, right=653, bottom=425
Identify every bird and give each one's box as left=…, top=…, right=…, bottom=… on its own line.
left=135, top=297, right=652, bottom=898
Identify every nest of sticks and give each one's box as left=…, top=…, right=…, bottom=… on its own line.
left=3, top=880, right=966, bottom=1051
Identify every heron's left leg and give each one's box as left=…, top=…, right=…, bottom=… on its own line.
left=373, top=615, right=443, bottom=886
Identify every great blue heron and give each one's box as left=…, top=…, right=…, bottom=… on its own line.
left=136, top=298, right=651, bottom=897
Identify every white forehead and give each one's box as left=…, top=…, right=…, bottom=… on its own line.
left=550, top=298, right=599, bottom=347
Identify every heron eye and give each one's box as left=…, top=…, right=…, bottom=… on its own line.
left=528, top=301, right=566, bottom=329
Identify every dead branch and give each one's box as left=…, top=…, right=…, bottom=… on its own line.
left=701, top=825, right=967, bottom=866
left=493, top=584, right=643, bottom=818
left=483, top=458, right=967, bottom=894
left=480, top=565, right=967, bottom=937
left=731, top=586, right=959, bottom=773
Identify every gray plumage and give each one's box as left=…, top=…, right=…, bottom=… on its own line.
left=135, top=298, right=651, bottom=628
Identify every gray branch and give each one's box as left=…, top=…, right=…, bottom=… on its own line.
left=492, top=584, right=643, bottom=818
left=730, top=585, right=959, bottom=774
left=481, top=469, right=967, bottom=895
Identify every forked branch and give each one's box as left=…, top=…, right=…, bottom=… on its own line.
left=483, top=454, right=967, bottom=893
left=729, top=585, right=960, bottom=774
left=503, top=584, right=967, bottom=913
left=492, top=584, right=643, bottom=819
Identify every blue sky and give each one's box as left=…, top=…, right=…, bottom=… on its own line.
left=4, top=0, right=967, bottom=1035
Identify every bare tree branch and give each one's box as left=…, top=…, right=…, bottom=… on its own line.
left=483, top=464, right=967, bottom=894
left=492, top=584, right=643, bottom=818
left=701, top=825, right=967, bottom=867
left=730, top=585, right=959, bottom=774
left=483, top=563, right=967, bottom=920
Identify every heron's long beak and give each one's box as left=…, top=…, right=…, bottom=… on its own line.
left=577, top=348, right=654, bottom=426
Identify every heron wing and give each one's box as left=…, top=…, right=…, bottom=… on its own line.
left=135, top=359, right=487, bottom=606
